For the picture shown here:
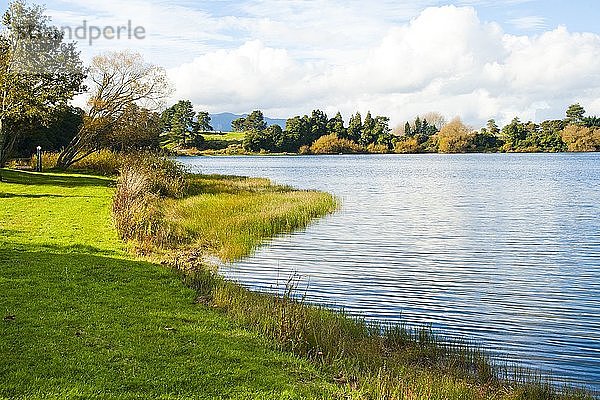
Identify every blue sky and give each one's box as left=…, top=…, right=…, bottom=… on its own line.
left=4, top=0, right=600, bottom=125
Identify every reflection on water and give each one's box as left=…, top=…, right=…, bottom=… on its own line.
left=179, top=153, right=600, bottom=389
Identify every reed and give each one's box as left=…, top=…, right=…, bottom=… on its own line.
left=182, top=268, right=595, bottom=400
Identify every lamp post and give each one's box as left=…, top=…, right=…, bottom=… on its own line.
left=36, top=146, right=42, bottom=172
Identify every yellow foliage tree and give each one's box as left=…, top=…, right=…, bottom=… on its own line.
left=561, top=125, right=600, bottom=152
left=310, top=134, right=362, bottom=154
left=436, top=118, right=475, bottom=153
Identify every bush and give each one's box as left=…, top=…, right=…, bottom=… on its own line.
left=366, top=143, right=389, bottom=154
left=111, top=154, right=188, bottom=248
left=71, top=149, right=122, bottom=175
left=112, top=167, right=163, bottom=243
left=394, top=137, right=421, bottom=153
left=121, top=152, right=188, bottom=198
left=309, top=134, right=362, bottom=154
left=29, top=152, right=60, bottom=170
left=298, top=145, right=311, bottom=155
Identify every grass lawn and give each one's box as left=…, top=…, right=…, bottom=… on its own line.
left=202, top=132, right=246, bottom=142
left=0, top=169, right=335, bottom=399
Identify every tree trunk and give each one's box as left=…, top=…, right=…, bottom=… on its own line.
left=0, top=118, right=4, bottom=181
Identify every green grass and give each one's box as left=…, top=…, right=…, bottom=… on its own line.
left=161, top=175, right=338, bottom=261
left=202, top=132, right=246, bottom=142
left=0, top=169, right=337, bottom=399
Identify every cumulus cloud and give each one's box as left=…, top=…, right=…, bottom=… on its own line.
left=167, top=5, right=600, bottom=126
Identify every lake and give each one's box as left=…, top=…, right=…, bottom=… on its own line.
left=179, top=153, right=600, bottom=390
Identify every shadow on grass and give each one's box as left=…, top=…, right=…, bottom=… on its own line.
left=0, top=241, right=121, bottom=258
left=0, top=193, right=81, bottom=199
left=0, top=169, right=113, bottom=188
left=0, top=248, right=330, bottom=399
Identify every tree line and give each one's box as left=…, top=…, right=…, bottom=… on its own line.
left=230, top=104, right=600, bottom=154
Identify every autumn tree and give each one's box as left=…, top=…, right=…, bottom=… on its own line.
left=0, top=0, right=84, bottom=169
left=56, top=51, right=171, bottom=168
left=561, top=125, right=600, bottom=152
left=436, top=118, right=475, bottom=153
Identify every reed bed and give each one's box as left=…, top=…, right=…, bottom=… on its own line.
left=182, top=269, right=595, bottom=400
left=162, top=181, right=337, bottom=260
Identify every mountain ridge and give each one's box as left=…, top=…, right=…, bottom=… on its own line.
left=210, top=112, right=287, bottom=132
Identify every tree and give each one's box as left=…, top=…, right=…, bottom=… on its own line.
left=327, top=112, right=346, bottom=138
left=565, top=103, right=586, bottom=126
left=436, top=118, right=475, bottom=153
left=106, top=104, right=160, bottom=152
left=485, top=119, right=500, bottom=137
left=501, top=117, right=528, bottom=151
left=561, top=125, right=600, bottom=152
left=282, top=116, right=310, bottom=151
left=360, top=111, right=376, bottom=146
left=0, top=0, right=85, bottom=168
left=245, top=110, right=267, bottom=132
left=583, top=116, right=600, bottom=128
left=404, top=122, right=412, bottom=137
left=308, top=109, right=328, bottom=144
left=57, top=51, right=171, bottom=168
left=195, top=111, right=213, bottom=132
left=421, top=112, right=447, bottom=130
left=13, top=106, right=83, bottom=157
left=373, top=116, right=392, bottom=149
left=347, top=112, right=362, bottom=143
left=160, top=100, right=196, bottom=147
left=231, top=117, right=246, bottom=132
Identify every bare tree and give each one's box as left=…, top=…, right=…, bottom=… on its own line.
left=421, top=112, right=447, bottom=130
left=57, top=51, right=172, bottom=168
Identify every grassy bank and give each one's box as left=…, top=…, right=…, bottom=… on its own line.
left=162, top=175, right=337, bottom=260
left=0, top=169, right=337, bottom=399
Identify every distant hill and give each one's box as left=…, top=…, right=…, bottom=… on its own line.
left=210, top=112, right=287, bottom=132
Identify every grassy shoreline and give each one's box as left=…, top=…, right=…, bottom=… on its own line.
left=1, top=167, right=595, bottom=399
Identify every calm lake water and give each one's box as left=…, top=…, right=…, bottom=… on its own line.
left=179, top=153, right=600, bottom=390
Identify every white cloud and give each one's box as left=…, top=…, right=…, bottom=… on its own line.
left=37, top=1, right=600, bottom=126
left=168, top=5, right=600, bottom=126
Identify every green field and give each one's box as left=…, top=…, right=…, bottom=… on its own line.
left=0, top=169, right=335, bottom=399
left=202, top=132, right=246, bottom=142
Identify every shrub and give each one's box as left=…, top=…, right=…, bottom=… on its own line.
left=298, top=145, right=311, bottom=155
left=366, top=143, right=389, bottom=154
left=561, top=125, right=600, bottom=152
left=394, top=137, right=421, bottom=153
left=71, top=149, right=122, bottom=175
left=122, top=152, right=188, bottom=198
left=29, top=152, right=60, bottom=170
left=112, top=167, right=163, bottom=243
left=310, top=134, right=362, bottom=154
